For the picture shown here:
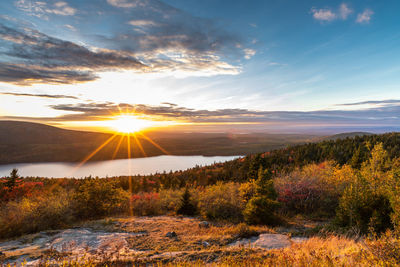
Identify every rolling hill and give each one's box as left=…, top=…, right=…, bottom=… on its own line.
left=0, top=121, right=317, bottom=164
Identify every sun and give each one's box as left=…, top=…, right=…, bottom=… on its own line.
left=107, top=115, right=155, bottom=133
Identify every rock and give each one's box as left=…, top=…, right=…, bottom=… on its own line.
left=202, top=241, right=210, bottom=248
left=165, top=231, right=177, bottom=238
left=198, top=221, right=210, bottom=228
left=229, top=234, right=292, bottom=249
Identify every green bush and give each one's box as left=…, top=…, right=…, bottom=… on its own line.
left=0, top=191, right=74, bottom=238
left=72, top=178, right=129, bottom=219
left=198, top=182, right=244, bottom=222
left=232, top=223, right=259, bottom=239
left=159, top=188, right=184, bottom=213
left=336, top=181, right=393, bottom=234
left=335, top=144, right=394, bottom=234
left=243, top=196, right=281, bottom=225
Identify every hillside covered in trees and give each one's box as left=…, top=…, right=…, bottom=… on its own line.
left=1, top=132, right=400, bottom=265
left=0, top=121, right=316, bottom=164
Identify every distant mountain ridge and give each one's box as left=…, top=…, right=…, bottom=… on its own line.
left=0, top=121, right=110, bottom=145
left=324, top=132, right=373, bottom=141
left=0, top=121, right=318, bottom=164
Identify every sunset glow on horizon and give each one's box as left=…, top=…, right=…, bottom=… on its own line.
left=0, top=0, right=400, bottom=134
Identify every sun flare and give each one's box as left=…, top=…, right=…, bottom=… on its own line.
left=107, top=115, right=155, bottom=133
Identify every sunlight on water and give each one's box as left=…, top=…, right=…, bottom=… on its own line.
left=0, top=155, right=240, bottom=178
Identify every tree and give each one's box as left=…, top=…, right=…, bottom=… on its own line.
left=177, top=187, right=197, bottom=216
left=336, top=144, right=394, bottom=234
left=244, top=167, right=280, bottom=225
left=5, top=168, right=20, bottom=191
left=255, top=167, right=277, bottom=199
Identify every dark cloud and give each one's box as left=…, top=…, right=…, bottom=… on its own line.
left=106, top=0, right=242, bottom=54
left=95, top=0, right=249, bottom=76
left=161, top=102, right=178, bottom=106
left=0, top=91, right=79, bottom=99
left=338, top=100, right=400, bottom=106
left=40, top=102, right=400, bottom=127
left=0, top=62, right=96, bottom=85
left=0, top=24, right=145, bottom=85
left=2, top=101, right=400, bottom=134
left=0, top=0, right=252, bottom=85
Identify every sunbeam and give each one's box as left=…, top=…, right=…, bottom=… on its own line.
left=133, top=133, right=147, bottom=157
left=137, top=132, right=170, bottom=155
left=127, top=132, right=133, bottom=216
left=73, top=134, right=118, bottom=171
left=112, top=134, right=125, bottom=160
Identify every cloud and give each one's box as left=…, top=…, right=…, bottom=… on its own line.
left=244, top=49, right=256, bottom=60
left=128, top=20, right=160, bottom=27
left=15, top=0, right=77, bottom=18
left=3, top=101, right=400, bottom=133
left=356, top=9, right=374, bottom=24
left=19, top=101, right=398, bottom=128
left=339, top=3, right=353, bottom=20
left=0, top=23, right=145, bottom=85
left=311, top=8, right=337, bottom=22
left=337, top=100, right=400, bottom=107
left=64, top=24, right=77, bottom=31
left=100, top=0, right=251, bottom=76
left=107, top=0, right=141, bottom=8
left=311, top=3, right=353, bottom=22
left=1, top=0, right=254, bottom=84
left=0, top=91, right=79, bottom=99
left=0, top=62, right=96, bottom=85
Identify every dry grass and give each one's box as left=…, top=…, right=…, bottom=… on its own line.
left=2, top=216, right=399, bottom=266
left=114, top=216, right=272, bottom=252
left=34, top=235, right=400, bottom=266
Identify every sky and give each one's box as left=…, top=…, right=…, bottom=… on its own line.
left=0, top=0, right=400, bottom=133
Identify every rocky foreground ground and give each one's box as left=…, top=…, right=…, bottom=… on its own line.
left=0, top=216, right=316, bottom=266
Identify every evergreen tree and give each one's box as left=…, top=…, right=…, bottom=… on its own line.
left=244, top=167, right=280, bottom=225
left=177, top=187, right=197, bottom=216
left=255, top=166, right=277, bottom=199
left=350, top=147, right=362, bottom=169
left=6, top=168, right=19, bottom=191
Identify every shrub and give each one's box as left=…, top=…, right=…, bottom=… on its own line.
left=243, top=196, right=281, bottom=225
left=198, top=182, right=243, bottom=222
left=335, top=144, right=394, bottom=234
left=389, top=164, right=400, bottom=232
left=129, top=192, right=162, bottom=216
left=275, top=161, right=353, bottom=216
left=72, top=178, right=129, bottom=219
left=0, top=191, right=74, bottom=238
left=238, top=179, right=257, bottom=204
left=335, top=180, right=393, bottom=234
left=158, top=188, right=184, bottom=213
left=232, top=223, right=259, bottom=239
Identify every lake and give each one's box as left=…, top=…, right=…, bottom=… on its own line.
left=0, top=155, right=240, bottom=178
